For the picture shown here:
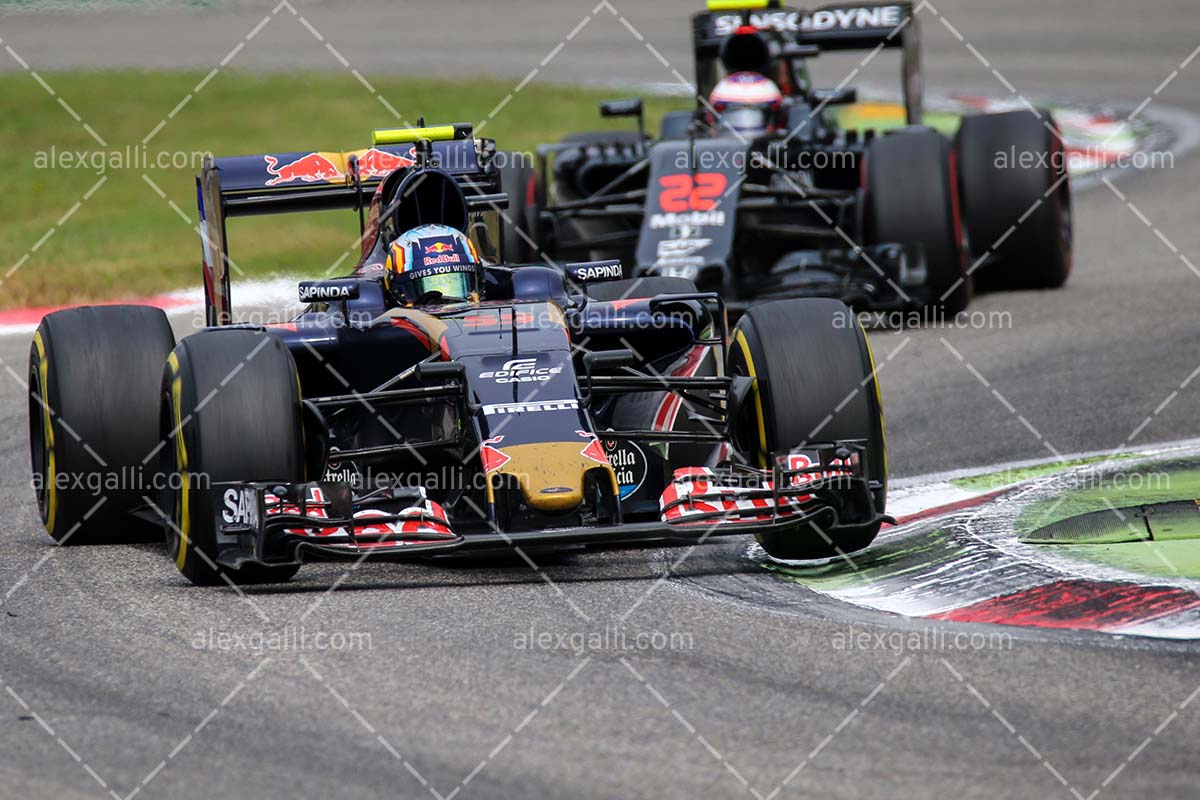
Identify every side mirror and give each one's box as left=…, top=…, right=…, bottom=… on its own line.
left=780, top=43, right=821, bottom=61
left=600, top=98, right=644, bottom=118
left=599, top=98, right=646, bottom=154
left=586, top=349, right=637, bottom=370
left=810, top=87, right=858, bottom=106
left=579, top=348, right=637, bottom=407
left=415, top=361, right=465, bottom=381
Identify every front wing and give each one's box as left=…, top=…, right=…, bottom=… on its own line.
left=208, top=444, right=888, bottom=569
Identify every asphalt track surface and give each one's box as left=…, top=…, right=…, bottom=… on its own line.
left=3, top=2, right=1200, bottom=798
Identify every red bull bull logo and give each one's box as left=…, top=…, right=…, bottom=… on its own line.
left=263, top=153, right=345, bottom=186
left=424, top=241, right=455, bottom=254
left=480, top=436, right=511, bottom=473
left=577, top=431, right=611, bottom=466
left=354, top=147, right=416, bottom=180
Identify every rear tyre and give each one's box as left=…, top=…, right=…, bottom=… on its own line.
left=866, top=128, right=970, bottom=315
left=497, top=152, right=541, bottom=264
left=29, top=306, right=175, bottom=544
left=956, top=110, right=1073, bottom=290
left=584, top=276, right=696, bottom=301
left=728, top=299, right=887, bottom=560
left=162, top=330, right=304, bottom=586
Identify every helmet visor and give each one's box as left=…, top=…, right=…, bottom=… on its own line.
left=415, top=270, right=472, bottom=300
left=720, top=106, right=770, bottom=136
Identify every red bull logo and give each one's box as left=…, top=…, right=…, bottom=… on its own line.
left=264, top=153, right=345, bottom=186
left=577, top=431, right=611, bottom=466
left=354, top=147, right=416, bottom=179
left=423, top=254, right=465, bottom=266
left=424, top=241, right=455, bottom=254
left=480, top=436, right=511, bottom=473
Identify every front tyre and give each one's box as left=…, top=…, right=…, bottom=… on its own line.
left=728, top=299, right=887, bottom=559
left=29, top=306, right=175, bottom=544
left=162, top=330, right=304, bottom=586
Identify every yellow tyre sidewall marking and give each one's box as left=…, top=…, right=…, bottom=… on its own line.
left=858, top=321, right=888, bottom=478
left=732, top=328, right=769, bottom=469
left=32, top=331, right=57, bottom=532
left=168, top=352, right=191, bottom=571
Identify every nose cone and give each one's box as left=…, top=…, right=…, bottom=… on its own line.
left=493, top=441, right=617, bottom=512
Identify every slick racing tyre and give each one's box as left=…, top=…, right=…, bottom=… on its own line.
left=956, top=109, right=1073, bottom=290
left=865, top=128, right=970, bottom=315
left=29, top=305, right=175, bottom=545
left=728, top=299, right=887, bottom=560
left=497, top=152, right=543, bottom=264
left=584, top=276, right=697, bottom=301
left=162, top=330, right=304, bottom=586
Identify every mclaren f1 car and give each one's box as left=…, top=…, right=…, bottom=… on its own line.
left=502, top=0, right=1072, bottom=316
left=28, top=123, right=889, bottom=586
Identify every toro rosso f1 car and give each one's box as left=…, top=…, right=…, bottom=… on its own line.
left=28, top=123, right=889, bottom=585
left=503, top=1, right=1072, bottom=315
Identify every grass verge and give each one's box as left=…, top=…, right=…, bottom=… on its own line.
left=2, top=70, right=680, bottom=308
left=949, top=453, right=1140, bottom=493
left=1017, top=458, right=1200, bottom=580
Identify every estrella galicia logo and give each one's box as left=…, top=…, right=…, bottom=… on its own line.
left=603, top=439, right=648, bottom=500
left=322, top=451, right=364, bottom=491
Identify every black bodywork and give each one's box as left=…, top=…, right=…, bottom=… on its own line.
left=194, top=126, right=886, bottom=569
left=526, top=2, right=932, bottom=311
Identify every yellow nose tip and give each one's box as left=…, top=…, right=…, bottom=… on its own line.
left=491, top=442, right=617, bottom=512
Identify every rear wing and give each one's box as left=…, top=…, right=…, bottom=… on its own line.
left=196, top=126, right=501, bottom=325
left=691, top=1, right=921, bottom=124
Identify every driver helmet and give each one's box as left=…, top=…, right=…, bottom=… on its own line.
left=708, top=72, right=783, bottom=138
left=385, top=224, right=482, bottom=305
